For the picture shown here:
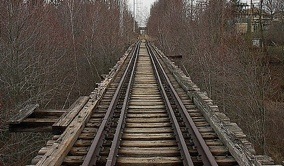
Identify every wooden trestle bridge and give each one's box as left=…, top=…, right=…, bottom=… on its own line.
left=9, top=41, right=279, bottom=166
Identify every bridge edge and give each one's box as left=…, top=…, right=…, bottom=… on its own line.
left=152, top=44, right=281, bottom=166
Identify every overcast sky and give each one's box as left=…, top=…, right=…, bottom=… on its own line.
left=127, top=0, right=258, bottom=26
left=127, top=0, right=157, bottom=27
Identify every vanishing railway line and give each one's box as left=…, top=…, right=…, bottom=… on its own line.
left=37, top=41, right=236, bottom=166
left=18, top=40, right=277, bottom=166
left=81, top=42, right=237, bottom=166
left=80, top=42, right=238, bottom=166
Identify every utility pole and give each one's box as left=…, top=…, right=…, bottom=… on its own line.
left=119, top=0, right=125, bottom=36
left=133, top=0, right=136, bottom=32
left=190, top=0, right=194, bottom=20
left=250, top=0, right=253, bottom=32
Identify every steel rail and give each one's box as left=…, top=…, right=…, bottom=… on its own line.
left=147, top=44, right=194, bottom=166
left=82, top=42, right=140, bottom=166
left=105, top=42, right=139, bottom=166
left=147, top=43, right=218, bottom=166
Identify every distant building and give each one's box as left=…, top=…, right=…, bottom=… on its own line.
left=235, top=6, right=272, bottom=34
left=248, top=7, right=271, bottom=32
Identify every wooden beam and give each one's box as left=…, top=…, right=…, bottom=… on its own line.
left=33, top=109, right=67, bottom=117
left=35, top=99, right=99, bottom=166
left=8, top=104, right=39, bottom=124
left=52, top=96, right=89, bottom=134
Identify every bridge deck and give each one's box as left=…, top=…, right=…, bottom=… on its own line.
left=14, top=41, right=278, bottom=166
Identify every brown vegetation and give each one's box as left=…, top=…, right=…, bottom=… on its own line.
left=148, top=0, right=284, bottom=163
left=0, top=0, right=135, bottom=165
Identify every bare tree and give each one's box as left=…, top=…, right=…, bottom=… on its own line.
left=264, top=0, right=278, bottom=20
left=0, top=0, right=135, bottom=165
left=148, top=0, right=283, bottom=162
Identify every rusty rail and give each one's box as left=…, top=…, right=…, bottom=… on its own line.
left=82, top=42, right=140, bottom=166
left=147, top=44, right=195, bottom=165
left=105, top=42, right=139, bottom=166
left=147, top=42, right=218, bottom=166
left=82, top=41, right=219, bottom=165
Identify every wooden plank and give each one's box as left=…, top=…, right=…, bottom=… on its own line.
left=122, top=133, right=174, bottom=140
left=121, top=140, right=177, bottom=147
left=117, top=157, right=182, bottom=166
left=8, top=104, right=39, bottom=124
left=63, top=156, right=84, bottom=165
left=33, top=109, right=67, bottom=117
left=23, top=118, right=58, bottom=123
left=126, top=123, right=171, bottom=128
left=52, top=96, right=89, bottom=134
left=118, top=147, right=180, bottom=156
left=9, top=118, right=58, bottom=132
left=126, top=118, right=169, bottom=123
left=124, top=128, right=172, bottom=133
left=35, top=99, right=99, bottom=166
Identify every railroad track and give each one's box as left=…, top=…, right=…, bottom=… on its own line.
left=32, top=41, right=239, bottom=166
